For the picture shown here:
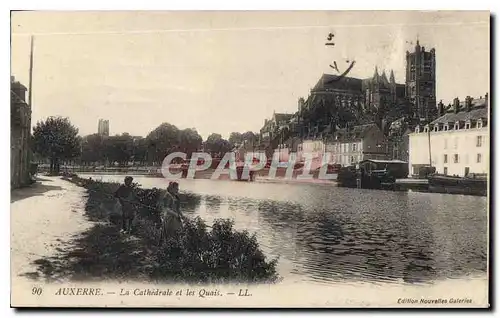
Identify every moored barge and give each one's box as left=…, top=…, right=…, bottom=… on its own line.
left=427, top=174, right=487, bottom=196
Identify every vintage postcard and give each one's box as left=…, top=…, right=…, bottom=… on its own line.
left=10, top=10, right=490, bottom=308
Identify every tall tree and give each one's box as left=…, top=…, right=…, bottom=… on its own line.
left=204, top=133, right=232, bottom=157
left=80, top=134, right=105, bottom=165
left=103, top=134, right=134, bottom=166
left=228, top=132, right=243, bottom=147
left=146, top=123, right=181, bottom=164
left=32, top=116, right=81, bottom=174
left=178, top=128, right=203, bottom=159
left=131, top=137, right=148, bottom=165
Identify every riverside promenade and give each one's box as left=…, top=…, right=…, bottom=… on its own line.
left=11, top=176, right=93, bottom=305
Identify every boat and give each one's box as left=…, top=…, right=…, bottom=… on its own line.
left=337, top=160, right=402, bottom=190
left=427, top=174, right=487, bottom=196
left=255, top=160, right=340, bottom=181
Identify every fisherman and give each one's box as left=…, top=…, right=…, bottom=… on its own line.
left=114, top=176, right=138, bottom=234
left=157, top=181, right=184, bottom=246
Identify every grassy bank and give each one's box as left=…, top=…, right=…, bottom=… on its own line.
left=31, top=175, right=280, bottom=284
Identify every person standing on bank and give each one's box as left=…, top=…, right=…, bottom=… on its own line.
left=158, top=181, right=184, bottom=246
left=114, top=176, right=138, bottom=234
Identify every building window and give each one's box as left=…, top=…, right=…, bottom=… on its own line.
left=454, top=154, right=459, bottom=163
left=434, top=125, right=439, bottom=132
left=443, top=154, right=448, bottom=163
left=465, top=121, right=471, bottom=129
left=444, top=167, right=448, bottom=175
left=476, top=136, right=482, bottom=147
left=351, top=156, right=355, bottom=163
left=477, top=153, right=482, bottom=163
left=454, top=123, right=459, bottom=130
left=477, top=119, right=483, bottom=129
left=465, top=167, right=470, bottom=176
left=352, top=143, right=357, bottom=151
left=415, top=126, right=420, bottom=133
left=424, top=126, right=429, bottom=133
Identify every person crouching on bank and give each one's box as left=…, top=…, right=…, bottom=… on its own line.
left=157, top=181, right=184, bottom=246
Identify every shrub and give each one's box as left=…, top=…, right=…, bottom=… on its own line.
left=152, top=217, right=280, bottom=284
left=67, top=176, right=281, bottom=284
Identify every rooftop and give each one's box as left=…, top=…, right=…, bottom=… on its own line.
left=431, top=97, right=488, bottom=125
left=312, top=74, right=363, bottom=92
left=332, top=123, right=380, bottom=141
left=274, top=113, right=294, bottom=123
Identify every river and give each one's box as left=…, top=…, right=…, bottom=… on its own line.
left=82, top=174, right=488, bottom=287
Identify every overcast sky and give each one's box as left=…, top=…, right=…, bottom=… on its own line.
left=11, top=11, right=489, bottom=139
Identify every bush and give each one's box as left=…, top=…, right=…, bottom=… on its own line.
left=152, top=217, right=280, bottom=284
left=65, top=176, right=280, bottom=284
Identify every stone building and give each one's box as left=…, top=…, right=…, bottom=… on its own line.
left=362, top=67, right=409, bottom=132
left=408, top=94, right=489, bottom=177
left=98, top=119, right=110, bottom=136
left=11, top=76, right=32, bottom=189
left=405, top=40, right=437, bottom=122
left=387, top=117, right=412, bottom=162
left=293, top=123, right=389, bottom=167
left=258, top=39, right=436, bottom=162
left=324, top=123, right=389, bottom=166
left=258, top=111, right=295, bottom=157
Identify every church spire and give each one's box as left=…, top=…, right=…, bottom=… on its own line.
left=389, top=69, right=395, bottom=83
left=381, top=69, right=389, bottom=85
left=373, top=66, right=379, bottom=78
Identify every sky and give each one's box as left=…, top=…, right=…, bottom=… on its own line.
left=11, top=11, right=489, bottom=140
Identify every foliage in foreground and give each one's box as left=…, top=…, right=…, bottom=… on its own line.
left=67, top=176, right=280, bottom=284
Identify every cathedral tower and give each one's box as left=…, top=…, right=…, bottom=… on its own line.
left=405, top=40, right=437, bottom=122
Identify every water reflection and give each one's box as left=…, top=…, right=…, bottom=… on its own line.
left=84, top=175, right=488, bottom=285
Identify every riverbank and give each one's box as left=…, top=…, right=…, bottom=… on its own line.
left=21, top=175, right=280, bottom=284
left=11, top=176, right=94, bottom=282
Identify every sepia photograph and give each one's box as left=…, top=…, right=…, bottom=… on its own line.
left=10, top=10, right=490, bottom=308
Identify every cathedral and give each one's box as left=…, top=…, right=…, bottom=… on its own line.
left=295, top=39, right=436, bottom=139
left=258, top=40, right=437, bottom=157
left=260, top=39, right=437, bottom=159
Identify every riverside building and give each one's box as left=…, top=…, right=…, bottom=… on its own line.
left=408, top=95, right=489, bottom=177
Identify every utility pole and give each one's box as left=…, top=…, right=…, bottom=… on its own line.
left=427, top=123, right=432, bottom=167
left=27, top=35, right=35, bottom=179
left=28, top=36, right=34, bottom=108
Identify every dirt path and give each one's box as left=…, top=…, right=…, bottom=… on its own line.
left=11, top=176, right=93, bottom=282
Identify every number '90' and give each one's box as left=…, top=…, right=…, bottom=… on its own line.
left=32, top=287, right=42, bottom=295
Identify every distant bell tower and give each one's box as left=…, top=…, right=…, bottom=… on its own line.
left=405, top=39, right=437, bottom=123
left=98, top=119, right=110, bottom=136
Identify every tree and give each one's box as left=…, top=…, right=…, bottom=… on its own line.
left=103, top=134, right=134, bottom=166
left=204, top=133, right=232, bottom=157
left=146, top=123, right=180, bottom=165
left=228, top=132, right=243, bottom=147
left=32, top=116, right=81, bottom=174
left=178, top=128, right=203, bottom=159
left=131, top=137, right=148, bottom=165
left=144, top=124, right=204, bottom=164
left=241, top=131, right=258, bottom=149
left=81, top=134, right=105, bottom=165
